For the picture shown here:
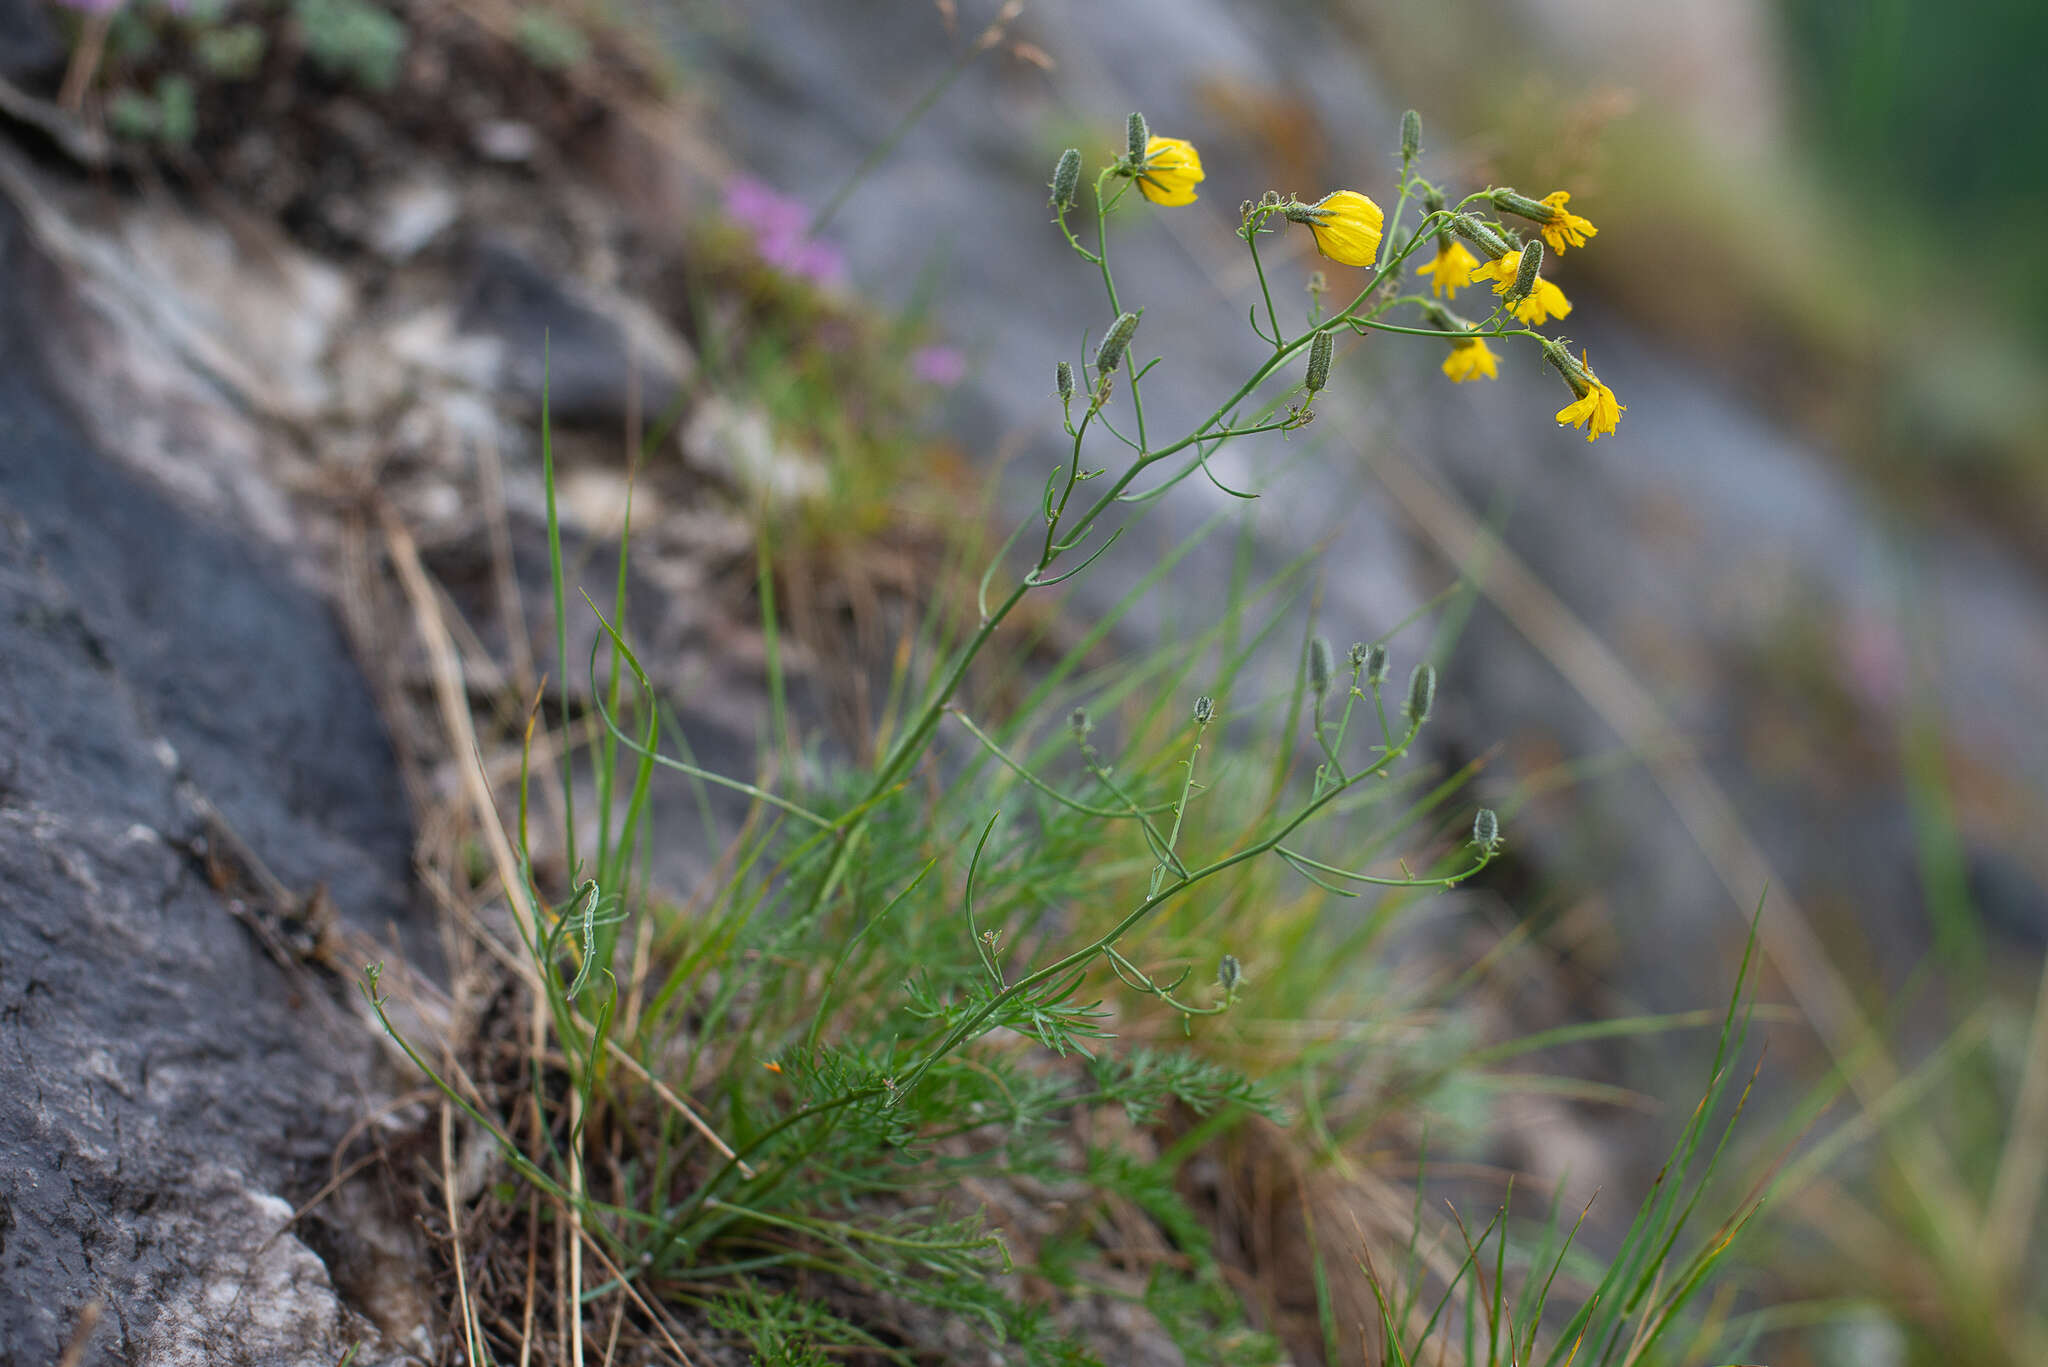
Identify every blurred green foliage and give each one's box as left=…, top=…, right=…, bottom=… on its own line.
left=1777, top=0, right=2048, bottom=329
left=293, top=0, right=407, bottom=91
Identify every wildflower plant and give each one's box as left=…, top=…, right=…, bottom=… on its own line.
left=353, top=109, right=1741, bottom=1365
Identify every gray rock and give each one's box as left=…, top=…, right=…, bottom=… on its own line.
left=456, top=238, right=690, bottom=425
left=0, top=0, right=61, bottom=84
left=0, top=195, right=428, bottom=1365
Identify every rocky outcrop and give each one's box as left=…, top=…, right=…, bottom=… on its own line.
left=0, top=190, right=429, bottom=1364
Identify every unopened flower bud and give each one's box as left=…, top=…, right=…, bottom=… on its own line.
left=1056, top=360, right=1074, bottom=404
left=1217, top=954, right=1242, bottom=993
left=1472, top=807, right=1501, bottom=853
left=1419, top=299, right=1480, bottom=339
left=1126, top=111, right=1149, bottom=163
left=1193, top=694, right=1215, bottom=726
left=1405, top=662, right=1436, bottom=724
left=1364, top=643, right=1389, bottom=685
left=1507, top=238, right=1544, bottom=307
left=1347, top=642, right=1368, bottom=671
left=1050, top=147, right=1082, bottom=211
left=1400, top=109, right=1422, bottom=161
left=1096, top=310, right=1140, bottom=376
left=1305, top=331, right=1333, bottom=395
left=1308, top=637, right=1334, bottom=700
left=1488, top=188, right=1554, bottom=223
left=1424, top=189, right=1453, bottom=252
left=1070, top=706, right=1091, bottom=741
left=1451, top=213, right=1511, bottom=261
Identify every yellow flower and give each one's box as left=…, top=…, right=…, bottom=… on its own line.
left=1511, top=275, right=1572, bottom=326
left=1555, top=352, right=1624, bottom=440
left=1136, top=136, right=1205, bottom=206
left=1416, top=238, right=1481, bottom=299
left=1296, top=190, right=1384, bottom=268
left=1471, top=249, right=1572, bottom=325
left=1469, top=252, right=1514, bottom=291
left=1536, top=191, right=1597, bottom=252
left=1441, top=339, right=1499, bottom=383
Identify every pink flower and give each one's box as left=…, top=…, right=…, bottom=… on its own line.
left=722, top=175, right=847, bottom=287
left=910, top=345, right=966, bottom=387
left=1838, top=615, right=1908, bottom=716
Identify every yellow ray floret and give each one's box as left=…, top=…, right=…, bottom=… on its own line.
left=1136, top=136, right=1205, bottom=206
left=1511, top=275, right=1572, bottom=326
left=1537, top=191, right=1597, bottom=252
left=1555, top=352, right=1624, bottom=440
left=1471, top=250, right=1572, bottom=325
left=1416, top=238, right=1481, bottom=299
left=1299, top=191, right=1385, bottom=268
left=1441, top=339, right=1499, bottom=383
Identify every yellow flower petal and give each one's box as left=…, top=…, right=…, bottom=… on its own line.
left=1137, top=136, right=1205, bottom=206
left=1441, top=339, right=1499, bottom=383
left=1554, top=356, right=1624, bottom=440
left=1511, top=275, right=1572, bottom=326
left=1471, top=251, right=1518, bottom=290
left=1416, top=239, right=1481, bottom=299
left=1537, top=190, right=1597, bottom=253
left=1301, top=190, right=1384, bottom=268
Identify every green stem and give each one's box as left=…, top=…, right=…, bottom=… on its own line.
left=895, top=719, right=1462, bottom=1098
left=1248, top=228, right=1285, bottom=349
left=1093, top=174, right=1152, bottom=452
left=808, top=33, right=991, bottom=237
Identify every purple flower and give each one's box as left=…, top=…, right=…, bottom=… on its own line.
left=723, top=175, right=847, bottom=288
left=910, top=345, right=966, bottom=387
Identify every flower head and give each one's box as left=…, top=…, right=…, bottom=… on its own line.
left=1441, top=338, right=1499, bottom=384
left=1536, top=191, right=1597, bottom=253
left=1135, top=136, right=1205, bottom=206
left=723, top=175, right=847, bottom=286
left=1416, top=237, right=1481, bottom=299
left=1290, top=190, right=1384, bottom=269
left=911, top=345, right=966, bottom=387
left=1471, top=250, right=1572, bottom=325
left=1490, top=188, right=1599, bottom=254
left=1551, top=349, right=1624, bottom=441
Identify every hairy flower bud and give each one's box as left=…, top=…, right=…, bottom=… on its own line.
left=1541, top=337, right=1590, bottom=397
left=1305, top=330, right=1333, bottom=395
left=1193, top=694, right=1215, bottom=726
left=1419, top=299, right=1480, bottom=336
left=1472, top=807, right=1501, bottom=853
left=1406, top=662, right=1437, bottom=724
left=1070, top=706, right=1091, bottom=741
left=1364, top=642, right=1389, bottom=686
left=1400, top=109, right=1422, bottom=161
left=1308, top=637, right=1334, bottom=700
left=1217, top=954, right=1242, bottom=993
left=1050, top=147, right=1082, bottom=211
left=1126, top=111, right=1149, bottom=163
left=1451, top=213, right=1512, bottom=261
left=1056, top=359, right=1074, bottom=404
left=1488, top=188, right=1554, bottom=223
left=1096, top=311, right=1140, bottom=376
left=1347, top=642, right=1368, bottom=671
left=1507, top=238, right=1544, bottom=307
